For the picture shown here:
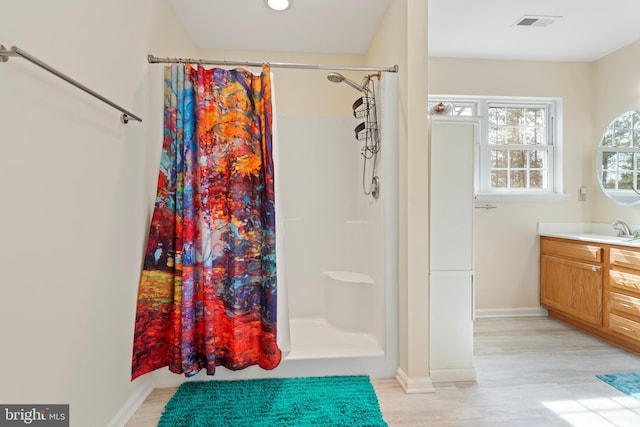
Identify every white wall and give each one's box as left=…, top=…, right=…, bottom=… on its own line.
left=367, top=0, right=431, bottom=389
left=592, top=39, right=640, bottom=224
left=277, top=115, right=364, bottom=319
left=0, top=0, right=197, bottom=425
left=428, top=58, right=594, bottom=312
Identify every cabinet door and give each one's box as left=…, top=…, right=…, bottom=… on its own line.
left=540, top=254, right=602, bottom=326
left=430, top=271, right=474, bottom=378
left=430, top=119, right=475, bottom=271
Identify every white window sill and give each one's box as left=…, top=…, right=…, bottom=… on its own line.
left=474, top=193, right=566, bottom=203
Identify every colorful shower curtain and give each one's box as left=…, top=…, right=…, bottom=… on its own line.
left=131, top=63, right=282, bottom=380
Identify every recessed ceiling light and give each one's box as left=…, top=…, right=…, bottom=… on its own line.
left=266, top=0, right=291, bottom=11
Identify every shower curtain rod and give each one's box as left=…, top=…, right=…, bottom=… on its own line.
left=0, top=45, right=142, bottom=124
left=147, top=54, right=399, bottom=73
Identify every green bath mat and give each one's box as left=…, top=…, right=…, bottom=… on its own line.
left=158, top=375, right=388, bottom=427
left=596, top=372, right=640, bottom=399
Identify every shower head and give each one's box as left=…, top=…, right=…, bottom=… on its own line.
left=326, top=72, right=369, bottom=93
left=326, top=72, right=344, bottom=83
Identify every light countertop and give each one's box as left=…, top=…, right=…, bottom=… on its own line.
left=538, top=222, right=640, bottom=248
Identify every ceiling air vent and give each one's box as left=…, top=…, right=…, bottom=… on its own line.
left=514, top=15, right=562, bottom=27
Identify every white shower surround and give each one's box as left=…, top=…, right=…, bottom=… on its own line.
left=152, top=74, right=398, bottom=387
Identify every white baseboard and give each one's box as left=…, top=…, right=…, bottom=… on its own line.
left=106, top=377, right=155, bottom=427
left=429, top=368, right=476, bottom=383
left=395, top=368, right=435, bottom=393
left=475, top=307, right=548, bottom=319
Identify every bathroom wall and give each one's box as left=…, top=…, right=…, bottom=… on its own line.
left=367, top=0, right=431, bottom=389
left=277, top=114, right=365, bottom=319
left=428, top=58, right=594, bottom=313
left=592, top=39, right=640, bottom=224
left=0, top=0, right=198, bottom=425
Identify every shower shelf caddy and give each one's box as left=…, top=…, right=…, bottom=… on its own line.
left=352, top=94, right=380, bottom=163
left=353, top=96, right=377, bottom=140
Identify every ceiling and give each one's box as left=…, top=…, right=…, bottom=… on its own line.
left=166, top=0, right=392, bottom=55
left=429, top=0, right=640, bottom=62
left=168, top=0, right=640, bottom=62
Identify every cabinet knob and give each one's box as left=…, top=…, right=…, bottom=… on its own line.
left=592, top=266, right=599, bottom=272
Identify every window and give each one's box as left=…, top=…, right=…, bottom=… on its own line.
left=428, top=96, right=563, bottom=201
left=597, top=110, right=640, bottom=194
left=595, top=110, right=640, bottom=205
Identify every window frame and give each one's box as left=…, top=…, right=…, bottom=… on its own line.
left=429, top=95, right=564, bottom=202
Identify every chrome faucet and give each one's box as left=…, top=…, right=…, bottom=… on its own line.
left=613, top=220, right=633, bottom=237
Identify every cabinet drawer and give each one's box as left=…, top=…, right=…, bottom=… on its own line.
left=609, top=292, right=640, bottom=318
left=609, top=313, right=640, bottom=341
left=610, top=248, right=640, bottom=271
left=609, top=270, right=640, bottom=294
left=540, top=238, right=602, bottom=263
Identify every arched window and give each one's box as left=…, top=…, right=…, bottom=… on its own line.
left=596, top=110, right=640, bottom=204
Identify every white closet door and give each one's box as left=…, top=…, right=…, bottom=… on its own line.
left=430, top=119, right=475, bottom=271
left=429, top=271, right=474, bottom=377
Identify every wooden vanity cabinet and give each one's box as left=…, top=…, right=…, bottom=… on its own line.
left=540, top=236, right=640, bottom=355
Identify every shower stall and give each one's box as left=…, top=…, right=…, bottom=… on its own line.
left=153, top=71, right=398, bottom=386
left=280, top=71, right=397, bottom=373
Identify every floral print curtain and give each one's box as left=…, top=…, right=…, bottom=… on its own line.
left=131, top=64, right=281, bottom=380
